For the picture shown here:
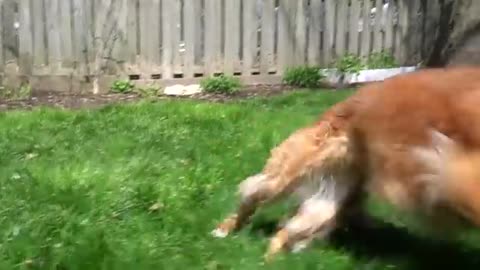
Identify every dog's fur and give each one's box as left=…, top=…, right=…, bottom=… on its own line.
left=212, top=66, right=480, bottom=260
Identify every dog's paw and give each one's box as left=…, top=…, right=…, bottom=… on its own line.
left=211, top=228, right=229, bottom=238
left=291, top=240, right=309, bottom=253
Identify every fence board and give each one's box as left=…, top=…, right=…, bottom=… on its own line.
left=384, top=0, right=395, bottom=54
left=242, top=0, right=256, bottom=75
left=260, top=0, right=275, bottom=74
left=45, top=0, right=62, bottom=71
left=184, top=0, right=200, bottom=77
left=2, top=0, right=16, bottom=64
left=360, top=0, right=372, bottom=57
left=373, top=0, right=384, bottom=52
left=32, top=0, right=47, bottom=68
left=59, top=0, right=74, bottom=68
left=184, top=0, right=201, bottom=77
left=348, top=0, right=361, bottom=55
left=113, top=0, right=129, bottom=74
left=278, top=0, right=296, bottom=71
left=171, top=0, right=182, bottom=75
left=409, top=0, right=422, bottom=64
left=161, top=0, right=174, bottom=78
left=423, top=0, right=440, bottom=60
left=224, top=0, right=240, bottom=75
left=335, top=0, right=347, bottom=57
left=139, top=0, right=160, bottom=74
left=18, top=0, right=33, bottom=73
left=126, top=0, right=137, bottom=66
left=323, top=0, right=335, bottom=66
left=204, top=0, right=221, bottom=75
left=71, top=0, right=89, bottom=74
left=0, top=0, right=4, bottom=70
left=308, top=0, right=322, bottom=66
left=294, top=0, right=306, bottom=66
left=396, top=0, right=408, bottom=63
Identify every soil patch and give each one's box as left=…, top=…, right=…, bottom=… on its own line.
left=0, top=84, right=322, bottom=111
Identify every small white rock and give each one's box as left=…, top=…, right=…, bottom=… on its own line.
left=164, top=84, right=202, bottom=96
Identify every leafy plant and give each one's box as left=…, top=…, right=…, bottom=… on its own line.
left=136, top=86, right=161, bottom=98
left=366, top=51, right=398, bottom=69
left=111, top=79, right=135, bottom=93
left=200, top=75, right=242, bottom=94
left=282, top=66, right=325, bottom=88
left=334, top=53, right=365, bottom=76
left=0, top=83, right=32, bottom=100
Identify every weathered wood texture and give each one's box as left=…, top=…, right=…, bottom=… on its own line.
left=0, top=0, right=435, bottom=92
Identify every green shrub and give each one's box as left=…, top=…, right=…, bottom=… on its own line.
left=334, top=53, right=365, bottom=76
left=282, top=66, right=325, bottom=88
left=200, top=75, right=242, bottom=94
left=111, top=79, right=135, bottom=93
left=366, top=51, right=398, bottom=69
left=136, top=86, right=161, bottom=98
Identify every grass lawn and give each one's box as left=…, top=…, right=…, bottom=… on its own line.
left=1, top=89, right=480, bottom=270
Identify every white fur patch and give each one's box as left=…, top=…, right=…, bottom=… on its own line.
left=410, top=129, right=457, bottom=209
left=211, top=228, right=229, bottom=238
left=284, top=173, right=351, bottom=238
left=238, top=173, right=268, bottom=198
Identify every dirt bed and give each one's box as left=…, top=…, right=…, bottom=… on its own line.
left=0, top=84, right=303, bottom=112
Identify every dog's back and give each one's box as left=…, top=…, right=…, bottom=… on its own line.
left=347, top=66, right=480, bottom=227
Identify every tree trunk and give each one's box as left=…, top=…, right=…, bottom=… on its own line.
left=425, top=0, right=480, bottom=67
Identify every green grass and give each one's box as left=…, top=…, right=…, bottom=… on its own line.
left=1, top=89, right=480, bottom=270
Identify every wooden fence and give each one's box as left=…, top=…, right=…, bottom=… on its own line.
left=0, top=0, right=440, bottom=93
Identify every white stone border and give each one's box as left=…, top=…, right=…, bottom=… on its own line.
left=322, top=66, right=418, bottom=85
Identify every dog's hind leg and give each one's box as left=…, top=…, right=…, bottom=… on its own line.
left=264, top=173, right=356, bottom=261
left=211, top=173, right=292, bottom=238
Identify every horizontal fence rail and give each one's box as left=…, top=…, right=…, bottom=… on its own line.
left=0, top=0, right=440, bottom=93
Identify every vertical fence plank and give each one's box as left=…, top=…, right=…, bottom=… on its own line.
left=423, top=0, right=440, bottom=61
left=85, top=0, right=95, bottom=68
left=308, top=0, right=322, bottom=66
left=372, top=0, right=384, bottom=52
left=294, top=0, right=306, bottom=66
left=72, top=0, right=89, bottom=74
left=59, top=0, right=73, bottom=69
left=171, top=0, right=182, bottom=75
left=278, top=0, right=295, bottom=72
left=360, top=0, right=372, bottom=57
left=409, top=0, right=421, bottom=64
left=139, top=0, right=160, bottom=75
left=2, top=0, right=16, bottom=64
left=384, top=0, right=395, bottom=54
left=242, top=0, right=256, bottom=75
left=348, top=0, right=361, bottom=55
left=18, top=0, right=33, bottom=74
left=45, top=0, right=62, bottom=71
left=204, top=0, right=221, bottom=75
left=224, top=0, right=240, bottom=75
left=323, top=0, right=335, bottom=66
left=260, top=0, right=275, bottom=74
left=395, top=0, right=408, bottom=64
left=0, top=0, right=4, bottom=70
left=126, top=0, right=137, bottom=66
left=335, top=0, right=347, bottom=58
left=32, top=0, right=47, bottom=69
left=112, top=0, right=129, bottom=74
left=161, top=0, right=173, bottom=78
left=184, top=0, right=201, bottom=77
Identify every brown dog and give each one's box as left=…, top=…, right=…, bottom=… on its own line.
left=212, top=66, right=480, bottom=260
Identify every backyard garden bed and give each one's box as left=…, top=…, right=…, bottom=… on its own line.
left=0, top=84, right=306, bottom=111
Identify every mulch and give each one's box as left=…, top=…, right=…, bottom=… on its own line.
left=0, top=84, right=332, bottom=112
